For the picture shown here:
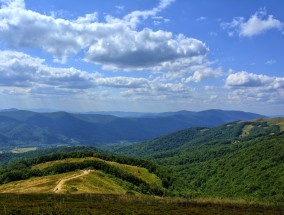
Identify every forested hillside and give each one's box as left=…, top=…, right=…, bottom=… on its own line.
left=108, top=118, right=284, bottom=202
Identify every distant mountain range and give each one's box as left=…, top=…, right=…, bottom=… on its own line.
left=0, top=109, right=265, bottom=150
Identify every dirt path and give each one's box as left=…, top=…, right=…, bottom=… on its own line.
left=53, top=170, right=93, bottom=193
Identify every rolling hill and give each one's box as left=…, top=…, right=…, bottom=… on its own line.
left=0, top=150, right=167, bottom=196
left=107, top=118, right=284, bottom=202
left=0, top=109, right=265, bottom=150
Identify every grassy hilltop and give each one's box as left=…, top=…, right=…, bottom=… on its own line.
left=0, top=150, right=167, bottom=196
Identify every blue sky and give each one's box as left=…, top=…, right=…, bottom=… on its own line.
left=0, top=0, right=283, bottom=115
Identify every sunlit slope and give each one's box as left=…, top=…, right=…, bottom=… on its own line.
left=252, top=118, right=284, bottom=131
left=32, top=157, right=162, bottom=188
left=0, top=152, right=166, bottom=195
left=0, top=170, right=127, bottom=194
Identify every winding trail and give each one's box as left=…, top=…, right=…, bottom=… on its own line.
left=53, top=170, right=93, bottom=193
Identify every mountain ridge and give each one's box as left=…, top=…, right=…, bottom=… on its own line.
left=0, top=109, right=266, bottom=150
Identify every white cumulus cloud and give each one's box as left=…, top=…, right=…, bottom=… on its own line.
left=222, top=8, right=283, bottom=37
left=225, top=71, right=284, bottom=88
left=184, top=66, right=223, bottom=83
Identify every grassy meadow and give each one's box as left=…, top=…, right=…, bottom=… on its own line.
left=0, top=194, right=283, bottom=215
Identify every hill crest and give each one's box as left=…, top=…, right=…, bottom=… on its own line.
left=0, top=150, right=167, bottom=196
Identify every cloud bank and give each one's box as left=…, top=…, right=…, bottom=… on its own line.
left=226, top=71, right=284, bottom=103
left=0, top=0, right=207, bottom=70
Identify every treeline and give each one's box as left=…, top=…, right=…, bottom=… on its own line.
left=0, top=146, right=97, bottom=166
left=0, top=150, right=172, bottom=195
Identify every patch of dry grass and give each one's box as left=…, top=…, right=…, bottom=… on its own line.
left=0, top=171, right=79, bottom=193
left=266, top=118, right=284, bottom=131
left=241, top=124, right=254, bottom=137
left=251, top=118, right=284, bottom=131
left=0, top=170, right=128, bottom=195
left=107, top=161, right=162, bottom=187
left=63, top=170, right=127, bottom=194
